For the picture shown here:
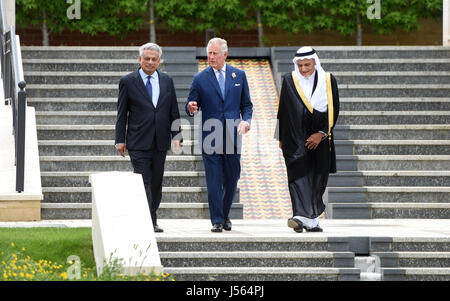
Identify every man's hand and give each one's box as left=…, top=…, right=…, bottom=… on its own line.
left=187, top=101, right=198, bottom=114
left=237, top=121, right=250, bottom=135
left=305, top=132, right=325, bottom=150
left=116, top=143, right=127, bottom=157
left=171, top=140, right=183, bottom=154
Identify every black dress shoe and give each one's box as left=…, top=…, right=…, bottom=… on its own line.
left=153, top=225, right=164, bottom=233
left=304, top=225, right=323, bottom=232
left=223, top=218, right=232, bottom=231
left=211, top=223, right=223, bottom=232
left=287, top=217, right=303, bottom=233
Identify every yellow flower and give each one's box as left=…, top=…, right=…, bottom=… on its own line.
left=60, top=272, right=68, bottom=279
left=10, top=242, right=15, bottom=247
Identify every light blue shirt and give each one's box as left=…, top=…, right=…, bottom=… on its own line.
left=139, top=68, right=160, bottom=107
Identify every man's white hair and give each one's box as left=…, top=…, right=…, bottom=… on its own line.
left=139, top=42, right=162, bottom=58
left=206, top=37, right=228, bottom=55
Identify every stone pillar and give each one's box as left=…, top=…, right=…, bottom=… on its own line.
left=445, top=0, right=450, bottom=46
left=5, top=0, right=15, bottom=27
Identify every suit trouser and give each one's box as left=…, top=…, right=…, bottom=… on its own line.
left=202, top=153, right=241, bottom=225
left=128, top=148, right=167, bottom=226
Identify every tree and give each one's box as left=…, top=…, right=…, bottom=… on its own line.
left=16, top=0, right=148, bottom=46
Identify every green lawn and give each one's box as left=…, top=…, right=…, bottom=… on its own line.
left=0, top=227, right=173, bottom=281
left=0, top=227, right=95, bottom=269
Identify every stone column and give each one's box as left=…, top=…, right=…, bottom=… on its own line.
left=445, top=0, right=450, bottom=46
left=5, top=0, right=15, bottom=27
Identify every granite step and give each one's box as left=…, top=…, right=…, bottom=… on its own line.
left=38, top=140, right=197, bottom=156
left=271, top=46, right=450, bottom=59
left=333, top=125, right=450, bottom=140
left=40, top=202, right=244, bottom=220
left=381, top=267, right=450, bottom=281
left=372, top=252, right=450, bottom=268
left=24, top=71, right=195, bottom=85
left=36, top=124, right=196, bottom=140
left=21, top=46, right=197, bottom=59
left=337, top=155, right=450, bottom=171
left=328, top=186, right=450, bottom=204
left=333, top=71, right=450, bottom=85
left=330, top=202, right=450, bottom=219
left=339, top=98, right=450, bottom=111
left=33, top=110, right=450, bottom=126
left=163, top=267, right=360, bottom=281
left=40, top=170, right=206, bottom=188
left=335, top=140, right=450, bottom=156
left=329, top=171, right=450, bottom=187
left=22, top=59, right=198, bottom=72
left=275, top=58, right=450, bottom=72
left=26, top=84, right=191, bottom=98
left=159, top=251, right=355, bottom=268
left=28, top=97, right=450, bottom=112
left=337, top=85, right=450, bottom=98
left=39, top=155, right=205, bottom=171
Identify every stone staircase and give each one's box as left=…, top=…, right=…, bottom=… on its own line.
left=22, top=46, right=243, bottom=220
left=271, top=46, right=450, bottom=219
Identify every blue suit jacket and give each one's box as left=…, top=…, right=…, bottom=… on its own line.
left=186, top=64, right=253, bottom=154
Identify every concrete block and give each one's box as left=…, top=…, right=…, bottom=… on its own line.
left=90, top=171, right=163, bottom=276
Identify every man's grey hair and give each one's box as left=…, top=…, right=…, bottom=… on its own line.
left=207, top=37, right=228, bottom=55
left=139, top=42, right=162, bottom=58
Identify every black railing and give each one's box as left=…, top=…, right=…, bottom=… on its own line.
left=1, top=0, right=27, bottom=192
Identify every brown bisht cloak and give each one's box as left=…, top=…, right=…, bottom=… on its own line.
left=275, top=71, right=340, bottom=219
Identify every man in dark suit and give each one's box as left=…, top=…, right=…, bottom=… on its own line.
left=186, top=38, right=253, bottom=232
left=115, top=43, right=182, bottom=233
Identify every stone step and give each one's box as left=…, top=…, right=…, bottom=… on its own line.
left=337, top=155, right=450, bottom=171
left=334, top=125, right=450, bottom=140
left=159, top=251, right=355, bottom=268
left=328, top=186, right=450, bottom=204
left=39, top=155, right=205, bottom=171
left=381, top=267, right=450, bottom=281
left=329, top=171, right=450, bottom=187
left=162, top=267, right=361, bottom=281
left=337, top=111, right=450, bottom=125
left=337, top=85, right=450, bottom=98
left=339, top=98, right=450, bottom=111
left=271, top=46, right=450, bottom=59
left=35, top=124, right=196, bottom=140
left=24, top=71, right=195, bottom=85
left=40, top=202, right=244, bottom=220
left=38, top=140, right=197, bottom=156
left=333, top=71, right=450, bottom=85
left=330, top=202, right=450, bottom=219
left=28, top=97, right=450, bottom=112
left=156, top=236, right=350, bottom=252
left=21, top=46, right=197, bottom=59
left=275, top=58, right=450, bottom=72
left=370, top=237, right=450, bottom=252
left=335, top=140, right=450, bottom=156
left=26, top=83, right=450, bottom=99
left=22, top=59, right=198, bottom=72
left=26, top=84, right=191, bottom=98
left=41, top=170, right=206, bottom=190
left=372, top=252, right=450, bottom=268
left=33, top=110, right=450, bottom=125
left=41, top=185, right=229, bottom=204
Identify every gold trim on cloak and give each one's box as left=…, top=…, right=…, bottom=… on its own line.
left=291, top=71, right=334, bottom=150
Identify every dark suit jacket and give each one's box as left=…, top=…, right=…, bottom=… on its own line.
left=115, top=69, right=182, bottom=151
left=185, top=64, right=253, bottom=154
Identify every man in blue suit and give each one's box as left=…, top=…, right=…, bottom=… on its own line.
left=115, top=43, right=182, bottom=233
left=186, top=38, right=253, bottom=232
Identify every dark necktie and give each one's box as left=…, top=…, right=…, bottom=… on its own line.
left=146, top=75, right=153, bottom=102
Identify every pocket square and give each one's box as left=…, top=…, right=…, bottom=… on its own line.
left=234, top=83, right=241, bottom=87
